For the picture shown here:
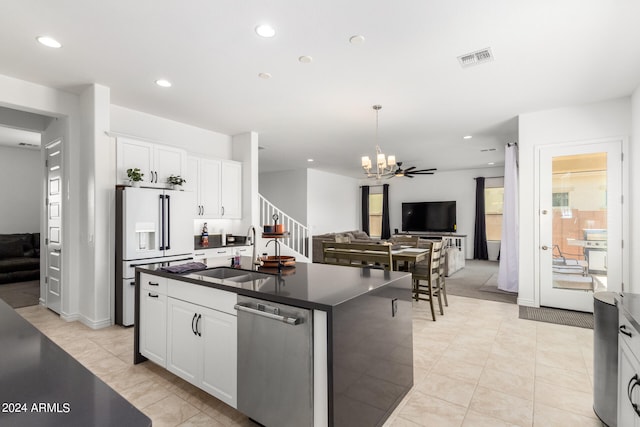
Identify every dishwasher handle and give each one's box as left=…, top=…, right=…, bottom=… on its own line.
left=234, top=303, right=302, bottom=325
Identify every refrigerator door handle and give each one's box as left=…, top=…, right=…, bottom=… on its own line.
left=159, top=194, right=165, bottom=250
left=166, top=194, right=171, bottom=250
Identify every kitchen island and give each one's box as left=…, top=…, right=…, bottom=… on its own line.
left=134, top=259, right=413, bottom=427
left=0, top=299, right=150, bottom=427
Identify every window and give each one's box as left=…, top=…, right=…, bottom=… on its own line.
left=485, top=187, right=503, bottom=241
left=369, top=193, right=383, bottom=238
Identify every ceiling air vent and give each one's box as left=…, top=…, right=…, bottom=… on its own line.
left=457, top=48, right=494, bottom=68
left=18, top=142, right=39, bottom=148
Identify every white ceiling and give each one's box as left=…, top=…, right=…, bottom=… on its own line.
left=0, top=126, right=41, bottom=150
left=1, top=1, right=639, bottom=177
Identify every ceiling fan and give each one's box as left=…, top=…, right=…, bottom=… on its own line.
left=389, top=162, right=437, bottom=178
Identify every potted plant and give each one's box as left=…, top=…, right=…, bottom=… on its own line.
left=167, top=175, right=186, bottom=190
left=127, top=168, right=144, bottom=187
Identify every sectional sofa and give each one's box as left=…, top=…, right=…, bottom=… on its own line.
left=0, top=233, right=40, bottom=284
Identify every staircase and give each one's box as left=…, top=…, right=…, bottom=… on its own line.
left=259, top=194, right=311, bottom=261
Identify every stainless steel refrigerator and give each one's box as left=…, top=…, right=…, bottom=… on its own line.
left=115, top=186, right=194, bottom=326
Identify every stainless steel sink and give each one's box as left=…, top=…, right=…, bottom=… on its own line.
left=191, top=267, right=272, bottom=284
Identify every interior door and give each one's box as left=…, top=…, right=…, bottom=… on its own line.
left=539, top=140, right=623, bottom=312
left=45, top=139, right=63, bottom=314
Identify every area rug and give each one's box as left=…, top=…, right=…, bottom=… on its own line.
left=519, top=305, right=594, bottom=329
left=445, top=261, right=517, bottom=304
left=0, top=280, right=40, bottom=309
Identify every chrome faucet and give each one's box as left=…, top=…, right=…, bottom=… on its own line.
left=246, top=225, right=257, bottom=263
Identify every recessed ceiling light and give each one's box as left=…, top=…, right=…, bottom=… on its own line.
left=258, top=72, right=272, bottom=79
left=463, top=135, right=473, bottom=140
left=255, top=24, right=276, bottom=38
left=155, top=79, right=172, bottom=88
left=488, top=162, right=495, bottom=165
left=36, top=36, right=62, bottom=48
left=298, top=55, right=313, bottom=64
left=349, top=35, right=365, bottom=45
left=307, top=158, right=314, bottom=162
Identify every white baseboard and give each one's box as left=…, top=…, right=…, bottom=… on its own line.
left=60, top=311, right=112, bottom=329
left=78, top=315, right=113, bottom=330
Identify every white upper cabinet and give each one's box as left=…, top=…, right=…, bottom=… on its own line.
left=189, top=156, right=241, bottom=219
left=221, top=161, right=242, bottom=219
left=116, top=137, right=186, bottom=188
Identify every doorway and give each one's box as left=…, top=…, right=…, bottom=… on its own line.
left=538, top=139, right=623, bottom=313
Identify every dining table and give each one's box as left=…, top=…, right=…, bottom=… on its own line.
left=391, top=246, right=430, bottom=271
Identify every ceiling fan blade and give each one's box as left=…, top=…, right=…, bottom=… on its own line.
left=409, top=171, right=435, bottom=175
left=404, top=166, right=416, bottom=172
left=406, top=174, right=414, bottom=178
left=410, top=168, right=437, bottom=173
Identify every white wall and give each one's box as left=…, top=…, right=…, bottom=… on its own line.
left=259, top=169, right=308, bottom=224
left=386, top=167, right=504, bottom=259
left=630, top=85, right=640, bottom=288
left=307, top=169, right=359, bottom=235
left=518, top=97, right=631, bottom=305
left=110, top=105, right=232, bottom=158
left=0, top=146, right=41, bottom=233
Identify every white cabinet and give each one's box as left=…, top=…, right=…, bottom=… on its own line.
left=166, top=282, right=237, bottom=408
left=618, top=310, right=640, bottom=426
left=188, top=156, right=242, bottom=219
left=117, top=137, right=186, bottom=188
left=139, top=273, right=168, bottom=367
left=221, top=161, right=242, bottom=218
left=193, top=246, right=250, bottom=264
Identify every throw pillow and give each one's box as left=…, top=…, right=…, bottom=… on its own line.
left=353, top=231, right=370, bottom=240
left=0, top=240, right=25, bottom=259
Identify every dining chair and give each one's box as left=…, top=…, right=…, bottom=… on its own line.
left=438, top=238, right=448, bottom=307
left=411, top=240, right=443, bottom=321
left=390, top=235, right=420, bottom=271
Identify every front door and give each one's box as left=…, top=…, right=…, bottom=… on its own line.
left=539, top=140, right=623, bottom=312
left=44, top=139, right=63, bottom=314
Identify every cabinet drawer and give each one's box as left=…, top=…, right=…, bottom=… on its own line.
left=619, top=309, right=640, bottom=357
left=193, top=248, right=233, bottom=259
left=140, top=273, right=168, bottom=294
left=168, top=279, right=237, bottom=315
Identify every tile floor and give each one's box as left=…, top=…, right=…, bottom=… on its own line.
left=16, top=295, right=604, bottom=427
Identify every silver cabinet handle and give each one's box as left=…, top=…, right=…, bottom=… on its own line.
left=234, top=303, right=301, bottom=325
left=541, top=245, right=549, bottom=250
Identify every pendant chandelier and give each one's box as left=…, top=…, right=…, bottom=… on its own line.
left=361, top=105, right=396, bottom=179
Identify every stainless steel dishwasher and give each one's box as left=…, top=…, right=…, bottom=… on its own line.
left=235, top=295, right=313, bottom=427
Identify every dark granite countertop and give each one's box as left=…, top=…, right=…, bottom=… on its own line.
left=0, top=299, right=150, bottom=427
left=137, top=257, right=411, bottom=311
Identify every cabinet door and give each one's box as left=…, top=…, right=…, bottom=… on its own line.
left=155, top=145, right=186, bottom=187
left=619, top=340, right=640, bottom=427
left=116, top=138, right=154, bottom=186
left=139, top=290, right=167, bottom=367
left=185, top=157, right=200, bottom=216
left=199, top=158, right=222, bottom=218
left=221, top=161, right=242, bottom=218
left=167, top=297, right=201, bottom=384
left=200, top=306, right=237, bottom=408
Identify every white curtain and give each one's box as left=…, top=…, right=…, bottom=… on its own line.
left=498, top=144, right=519, bottom=293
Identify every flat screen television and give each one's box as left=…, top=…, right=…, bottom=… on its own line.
left=401, top=201, right=457, bottom=233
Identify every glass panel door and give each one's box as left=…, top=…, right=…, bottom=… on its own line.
left=539, top=141, right=622, bottom=313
